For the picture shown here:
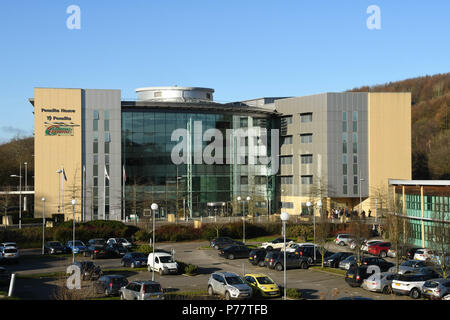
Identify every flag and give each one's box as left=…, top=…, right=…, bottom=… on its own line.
left=123, top=165, right=126, bottom=182
left=62, top=167, right=67, bottom=181
left=104, top=166, right=110, bottom=180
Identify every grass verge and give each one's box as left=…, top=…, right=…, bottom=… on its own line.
left=310, top=266, right=346, bottom=276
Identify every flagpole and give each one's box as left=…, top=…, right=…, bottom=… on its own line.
left=122, top=165, right=125, bottom=222
left=104, top=167, right=106, bottom=221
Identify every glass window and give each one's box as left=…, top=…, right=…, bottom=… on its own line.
left=93, top=119, right=98, bottom=131
left=240, top=117, right=248, bottom=128
left=104, top=120, right=109, bottom=131
left=93, top=131, right=98, bottom=142
left=343, top=185, right=347, bottom=194
left=353, top=121, right=357, bottom=132
left=104, top=110, right=109, bottom=120
left=282, top=136, right=292, bottom=145
left=281, top=176, right=293, bottom=184
left=343, top=155, right=347, bottom=164
left=281, top=202, right=294, bottom=209
left=343, top=164, right=347, bottom=175
left=301, top=154, right=313, bottom=164
left=354, top=176, right=358, bottom=185
left=93, top=110, right=99, bottom=120
left=353, top=155, right=358, bottom=163
left=353, top=111, right=357, bottom=121
left=93, top=142, right=98, bottom=154
left=353, top=185, right=358, bottom=194
left=255, top=176, right=267, bottom=185
left=343, top=176, right=348, bottom=185
left=353, top=164, right=358, bottom=174
left=105, top=132, right=110, bottom=143
left=281, top=156, right=293, bottom=165
left=301, top=175, right=313, bottom=185
left=300, top=134, right=312, bottom=143
left=342, top=121, right=347, bottom=132
left=240, top=176, right=248, bottom=185
left=300, top=113, right=312, bottom=123
left=342, top=111, right=347, bottom=121
left=105, top=142, right=110, bottom=154
left=281, top=116, right=292, bottom=125
left=93, top=155, right=98, bottom=165
left=93, top=177, right=98, bottom=187
left=93, top=165, right=98, bottom=177
left=105, top=155, right=110, bottom=164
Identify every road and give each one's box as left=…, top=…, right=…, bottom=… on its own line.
left=1, top=241, right=409, bottom=300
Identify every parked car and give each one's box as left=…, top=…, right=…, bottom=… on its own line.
left=260, top=238, right=295, bottom=251
left=68, top=261, right=102, bottom=281
left=387, top=244, right=416, bottom=259
left=406, top=247, right=423, bottom=260
left=324, top=252, right=353, bottom=268
left=107, top=244, right=128, bottom=258
left=219, top=245, right=251, bottom=260
left=0, top=246, right=20, bottom=264
left=431, top=254, right=450, bottom=266
left=360, top=257, right=395, bottom=272
left=121, top=252, right=147, bottom=268
left=265, top=251, right=309, bottom=270
left=391, top=272, right=438, bottom=299
left=244, top=273, right=280, bottom=298
left=120, top=280, right=164, bottom=300
left=207, top=272, right=253, bottom=300
left=210, top=237, right=243, bottom=250
left=0, top=242, right=17, bottom=249
left=360, top=239, right=383, bottom=252
left=44, top=241, right=67, bottom=255
left=367, top=242, right=391, bottom=258
left=0, top=266, right=11, bottom=285
left=389, top=260, right=434, bottom=274
left=85, top=239, right=109, bottom=259
left=345, top=265, right=375, bottom=287
left=248, top=248, right=268, bottom=267
left=335, top=234, right=355, bottom=246
left=362, top=272, right=396, bottom=294
left=94, top=275, right=129, bottom=296
left=107, top=238, right=133, bottom=249
left=87, top=239, right=107, bottom=247
left=293, top=244, right=333, bottom=264
left=147, top=252, right=178, bottom=275
left=413, top=248, right=435, bottom=261
left=421, top=278, right=450, bottom=300
left=65, top=240, right=87, bottom=254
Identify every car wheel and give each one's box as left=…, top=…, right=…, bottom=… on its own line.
left=148, top=266, right=152, bottom=272
left=131, top=262, right=135, bottom=269
left=120, top=293, right=125, bottom=300
left=208, top=286, right=214, bottom=296
left=301, top=261, right=309, bottom=269
left=275, top=263, right=283, bottom=271
left=214, top=245, right=219, bottom=250
left=121, top=261, right=125, bottom=267
left=410, top=288, right=420, bottom=299
left=380, top=251, right=387, bottom=258
left=159, top=268, right=164, bottom=276
left=339, top=241, right=345, bottom=246
left=382, top=286, right=391, bottom=294
left=105, top=289, right=109, bottom=297
left=307, top=257, right=313, bottom=265
left=258, top=260, right=265, bottom=267
left=267, top=246, right=273, bottom=251
left=225, top=291, right=231, bottom=300
left=228, top=254, right=234, bottom=260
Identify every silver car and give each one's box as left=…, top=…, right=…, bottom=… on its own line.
left=335, top=234, right=355, bottom=246
left=362, top=272, right=395, bottom=294
left=389, top=260, right=432, bottom=274
left=119, top=280, right=164, bottom=300
left=208, top=272, right=252, bottom=300
left=0, top=246, right=20, bottom=264
left=421, top=278, right=450, bottom=300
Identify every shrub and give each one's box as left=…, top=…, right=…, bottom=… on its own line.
left=286, top=288, right=302, bottom=299
left=134, top=230, right=151, bottom=242
left=184, top=264, right=198, bottom=275
left=286, top=224, right=313, bottom=242
left=131, top=244, right=153, bottom=255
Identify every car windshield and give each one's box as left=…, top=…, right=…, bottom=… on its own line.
left=159, top=256, right=174, bottom=263
left=256, top=277, right=274, bottom=285
left=225, top=276, right=244, bottom=285
left=4, top=249, right=17, bottom=253
left=131, top=253, right=145, bottom=259
left=117, top=239, right=127, bottom=243
left=424, top=281, right=439, bottom=288
left=401, top=261, right=416, bottom=267
left=143, top=284, right=162, bottom=293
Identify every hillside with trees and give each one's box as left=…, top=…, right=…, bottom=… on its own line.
left=348, top=72, right=450, bottom=179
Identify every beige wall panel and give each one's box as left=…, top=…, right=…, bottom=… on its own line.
left=34, top=88, right=83, bottom=220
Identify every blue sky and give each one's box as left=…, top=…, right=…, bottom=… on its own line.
left=0, top=0, right=449, bottom=143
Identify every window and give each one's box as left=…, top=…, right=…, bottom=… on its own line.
left=281, top=202, right=294, bottom=209
left=105, top=132, right=111, bottom=143
left=93, top=119, right=98, bottom=131
left=354, top=175, right=358, bottom=185
left=240, top=117, right=248, bottom=128
left=93, top=110, right=99, bottom=120
left=282, top=136, right=292, bottom=145
left=301, top=154, right=313, bottom=164
left=343, top=176, right=348, bottom=185
left=353, top=154, right=358, bottom=163
left=240, top=176, right=248, bottom=185
left=353, top=133, right=358, bottom=153
left=93, top=142, right=98, bottom=154
left=343, top=155, right=347, bottom=164
left=281, top=116, right=292, bottom=125
left=154, top=91, right=162, bottom=98
left=300, top=113, right=312, bottom=123
left=342, top=112, right=347, bottom=121
left=255, top=176, right=267, bottom=184
left=301, top=175, right=313, bottom=185
left=104, top=142, right=110, bottom=154
left=353, top=111, right=358, bottom=132
left=280, top=156, right=293, bottom=165
left=300, top=134, right=312, bottom=143
left=105, top=155, right=110, bottom=164
left=104, top=120, right=110, bottom=131
left=353, top=185, right=358, bottom=194
left=353, top=164, right=358, bottom=174
left=343, top=164, right=347, bottom=175
left=343, top=133, right=348, bottom=153
left=93, top=155, right=98, bottom=165
left=343, top=185, right=347, bottom=194
left=281, top=176, right=293, bottom=184
left=93, top=177, right=98, bottom=187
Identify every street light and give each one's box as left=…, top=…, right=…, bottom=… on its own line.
left=316, top=200, right=322, bottom=262
left=24, top=162, right=27, bottom=192
left=280, top=211, right=290, bottom=300
left=10, top=172, right=22, bottom=229
left=359, top=177, right=365, bottom=218
left=71, top=198, right=77, bottom=263
left=151, top=202, right=158, bottom=281
left=42, top=198, right=46, bottom=255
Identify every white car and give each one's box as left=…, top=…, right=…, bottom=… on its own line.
left=391, top=273, right=437, bottom=299
left=107, top=238, right=132, bottom=249
left=360, top=240, right=383, bottom=252
left=414, top=249, right=435, bottom=261
left=0, top=242, right=17, bottom=248
left=283, top=243, right=318, bottom=253
left=362, top=272, right=395, bottom=294
left=0, top=246, right=20, bottom=264
left=260, top=238, right=295, bottom=251
left=147, top=252, right=179, bottom=275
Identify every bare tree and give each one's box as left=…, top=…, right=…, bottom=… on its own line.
left=348, top=218, right=370, bottom=266
left=315, top=213, right=332, bottom=267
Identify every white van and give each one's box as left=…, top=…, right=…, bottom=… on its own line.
left=147, top=252, right=179, bottom=275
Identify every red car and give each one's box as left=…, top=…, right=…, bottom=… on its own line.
left=368, top=242, right=391, bottom=258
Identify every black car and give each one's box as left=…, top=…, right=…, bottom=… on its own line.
left=324, top=252, right=353, bottom=268
left=69, top=261, right=103, bottom=281
left=265, top=251, right=309, bottom=271
left=94, top=275, right=129, bottom=296
left=121, top=252, right=147, bottom=268
left=0, top=266, right=11, bottom=285
left=107, top=244, right=128, bottom=257
left=210, top=237, right=243, bottom=250
left=248, top=249, right=268, bottom=267
left=219, top=245, right=251, bottom=260
left=345, top=265, right=375, bottom=287
left=407, top=247, right=423, bottom=260
left=85, top=239, right=110, bottom=259
left=360, top=257, right=395, bottom=272
left=44, top=241, right=67, bottom=255
left=294, top=245, right=333, bottom=264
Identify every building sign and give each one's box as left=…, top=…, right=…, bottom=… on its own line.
left=45, top=125, right=74, bottom=136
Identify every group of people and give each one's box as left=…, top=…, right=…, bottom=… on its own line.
left=326, top=207, right=372, bottom=221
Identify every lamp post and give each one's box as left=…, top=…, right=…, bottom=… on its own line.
left=71, top=198, right=76, bottom=263
left=42, top=198, right=46, bottom=255
left=280, top=211, right=290, bottom=300
left=151, top=202, right=158, bottom=281
left=10, top=171, right=22, bottom=229
left=56, top=170, right=62, bottom=215
left=316, top=200, right=322, bottom=262
left=24, top=162, right=27, bottom=191
left=359, top=177, right=365, bottom=218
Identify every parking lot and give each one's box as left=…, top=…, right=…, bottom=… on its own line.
left=0, top=240, right=413, bottom=300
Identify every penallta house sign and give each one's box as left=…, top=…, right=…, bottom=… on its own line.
left=45, top=125, right=74, bottom=136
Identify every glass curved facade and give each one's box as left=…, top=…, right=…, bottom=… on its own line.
left=122, top=109, right=277, bottom=218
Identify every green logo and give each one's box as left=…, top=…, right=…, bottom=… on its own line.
left=45, top=125, right=74, bottom=136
